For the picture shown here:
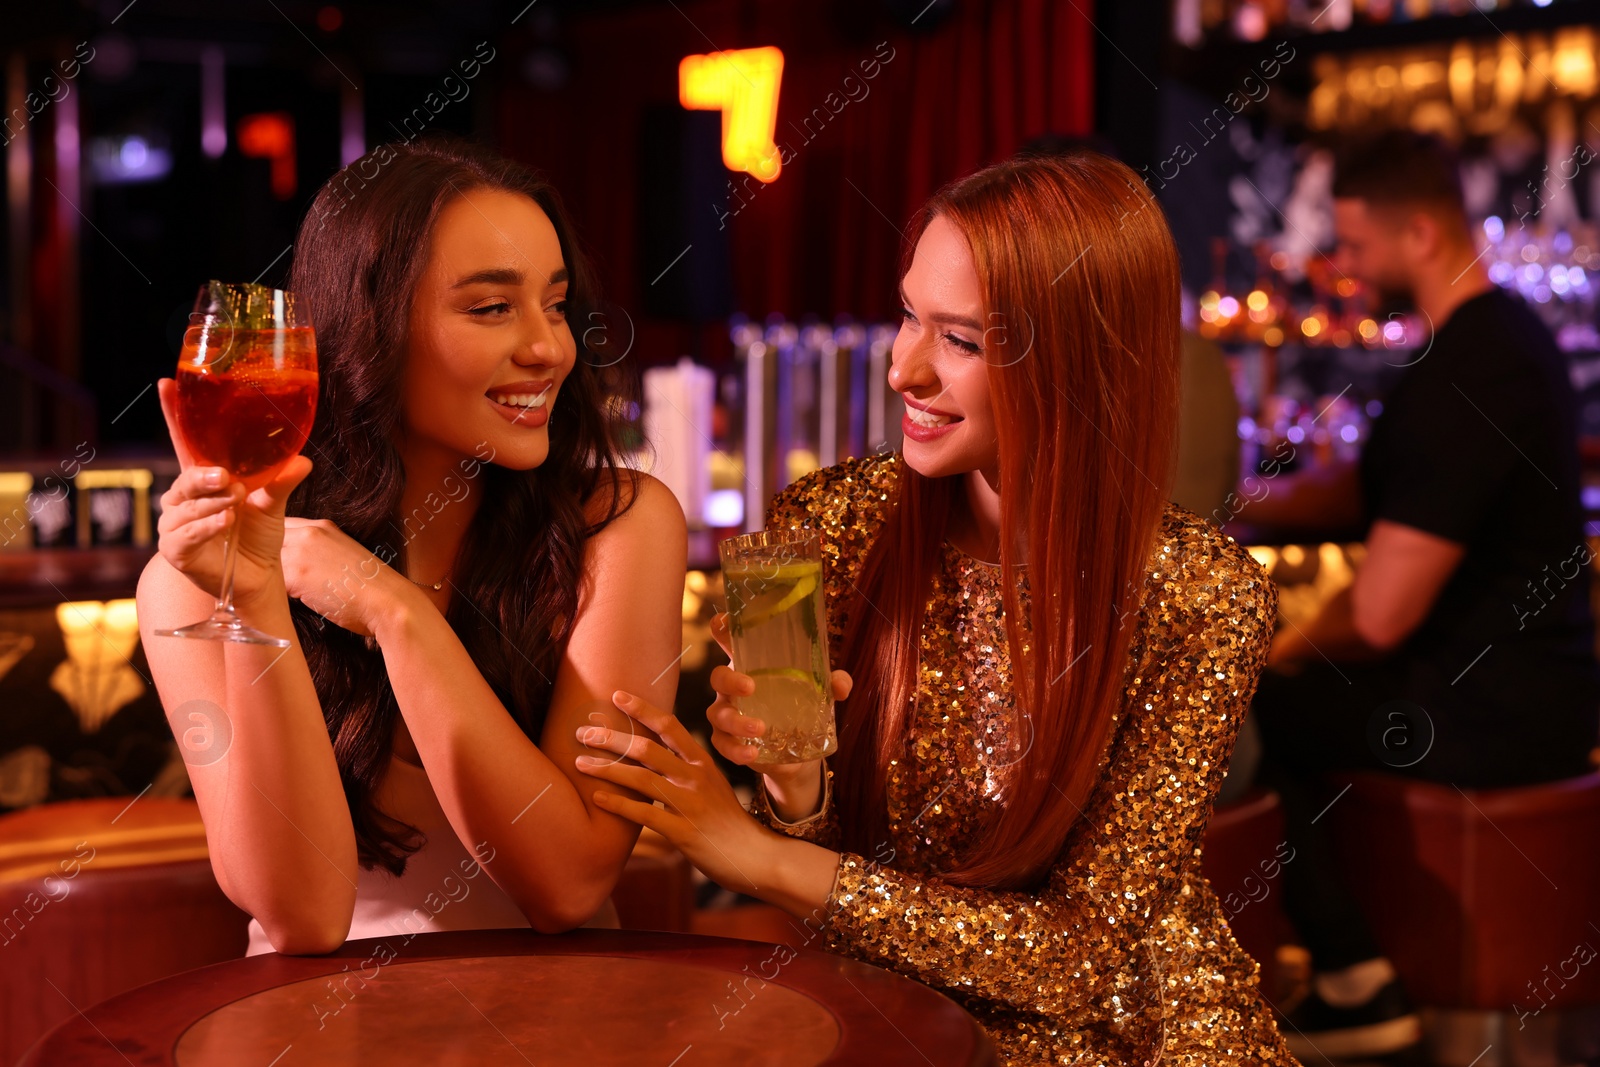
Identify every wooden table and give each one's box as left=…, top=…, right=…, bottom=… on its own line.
left=21, top=928, right=998, bottom=1066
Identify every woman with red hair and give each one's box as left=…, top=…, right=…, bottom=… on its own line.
left=574, top=152, right=1293, bottom=1065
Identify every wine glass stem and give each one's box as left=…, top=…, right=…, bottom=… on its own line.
left=216, top=506, right=243, bottom=618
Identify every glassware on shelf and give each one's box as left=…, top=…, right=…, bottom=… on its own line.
left=1482, top=217, right=1598, bottom=349
left=1198, top=238, right=1252, bottom=341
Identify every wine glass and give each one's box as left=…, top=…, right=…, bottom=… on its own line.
left=154, top=281, right=318, bottom=647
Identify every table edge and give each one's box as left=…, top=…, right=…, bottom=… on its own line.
left=21, top=928, right=997, bottom=1067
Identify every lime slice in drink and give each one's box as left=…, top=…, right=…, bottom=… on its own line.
left=737, top=573, right=816, bottom=629
left=729, top=566, right=819, bottom=633
left=747, top=666, right=823, bottom=689
left=770, top=573, right=816, bottom=615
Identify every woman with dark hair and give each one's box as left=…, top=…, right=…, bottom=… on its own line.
left=137, top=138, right=686, bottom=955
left=571, top=153, right=1294, bottom=1064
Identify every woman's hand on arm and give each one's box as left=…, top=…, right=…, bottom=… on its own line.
left=529, top=473, right=692, bottom=919
left=573, top=689, right=841, bottom=920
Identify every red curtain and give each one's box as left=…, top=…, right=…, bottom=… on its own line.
left=496, top=0, right=1093, bottom=354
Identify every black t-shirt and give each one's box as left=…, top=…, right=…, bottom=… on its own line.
left=1360, top=288, right=1600, bottom=753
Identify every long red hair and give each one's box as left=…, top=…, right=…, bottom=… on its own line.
left=836, top=153, right=1182, bottom=889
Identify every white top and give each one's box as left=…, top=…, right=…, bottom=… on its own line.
left=246, top=754, right=616, bottom=955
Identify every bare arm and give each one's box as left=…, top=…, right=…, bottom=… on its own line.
left=138, top=558, right=358, bottom=953
left=1269, top=518, right=1465, bottom=666
left=359, top=475, right=688, bottom=930
left=1349, top=519, right=1465, bottom=650
left=1265, top=585, right=1379, bottom=667
left=137, top=379, right=358, bottom=956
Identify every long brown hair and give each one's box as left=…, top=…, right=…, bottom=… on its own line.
left=286, top=138, right=635, bottom=873
left=836, top=154, right=1181, bottom=889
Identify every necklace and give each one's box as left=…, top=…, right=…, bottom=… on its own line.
left=408, top=572, right=448, bottom=592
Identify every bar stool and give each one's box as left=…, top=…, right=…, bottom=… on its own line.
left=1326, top=771, right=1600, bottom=1067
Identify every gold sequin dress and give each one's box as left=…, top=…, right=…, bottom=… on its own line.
left=748, top=455, right=1295, bottom=1066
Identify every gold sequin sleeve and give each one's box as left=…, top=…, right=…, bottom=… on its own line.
left=818, top=526, right=1280, bottom=1045
left=745, top=760, right=841, bottom=849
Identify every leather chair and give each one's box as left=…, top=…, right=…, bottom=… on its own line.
left=1200, top=787, right=1298, bottom=981
left=612, top=826, right=695, bottom=933
left=1326, top=771, right=1600, bottom=1011
left=0, top=797, right=249, bottom=1066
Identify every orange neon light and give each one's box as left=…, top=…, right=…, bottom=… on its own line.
left=237, top=112, right=297, bottom=199
left=679, top=46, right=784, bottom=183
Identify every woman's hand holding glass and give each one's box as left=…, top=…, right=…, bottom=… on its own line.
left=155, top=378, right=313, bottom=609
left=707, top=612, right=850, bottom=820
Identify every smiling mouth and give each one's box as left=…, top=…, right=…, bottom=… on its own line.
left=487, top=391, right=551, bottom=410
left=905, top=406, right=960, bottom=428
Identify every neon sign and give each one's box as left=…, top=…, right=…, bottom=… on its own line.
left=679, top=46, right=784, bottom=183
